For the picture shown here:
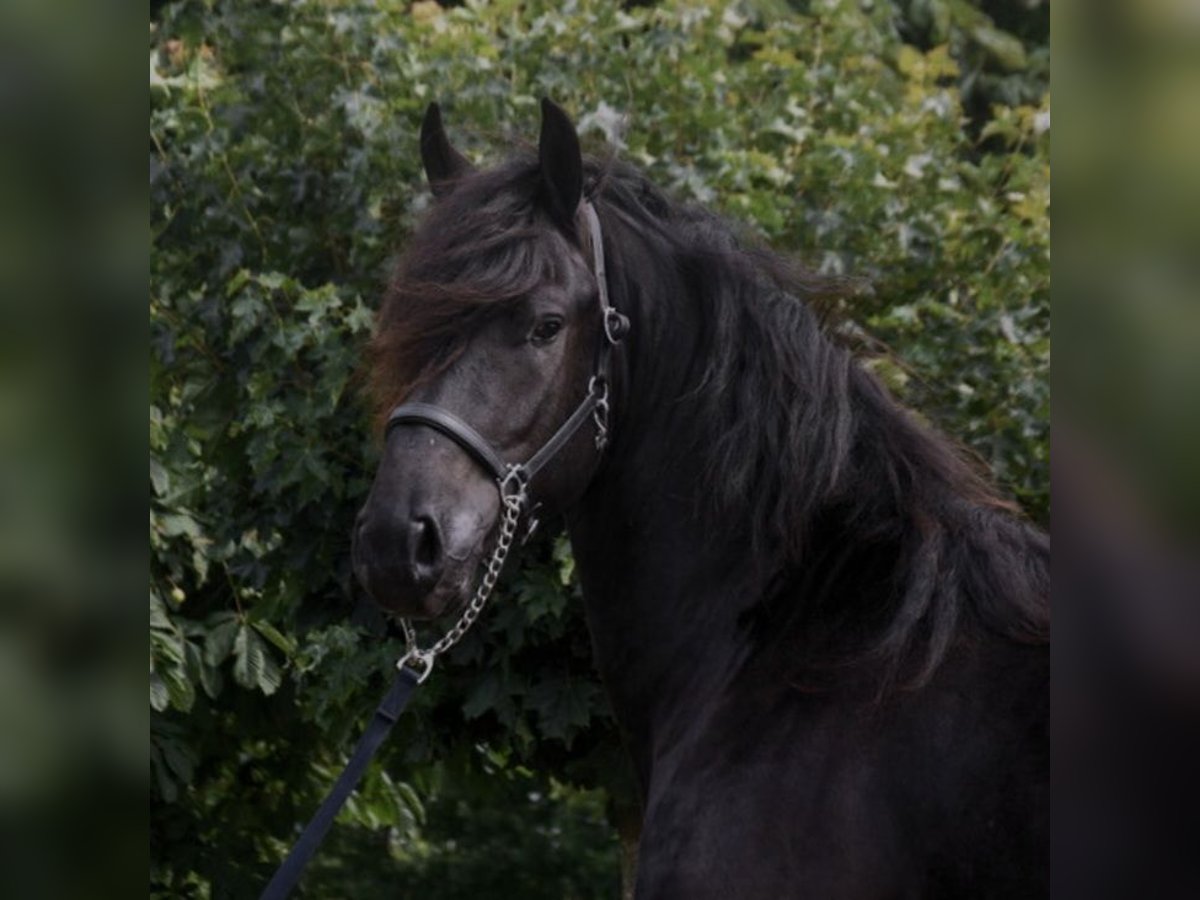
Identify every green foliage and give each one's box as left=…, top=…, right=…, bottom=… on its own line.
left=150, top=0, right=1048, bottom=895
left=305, top=767, right=620, bottom=899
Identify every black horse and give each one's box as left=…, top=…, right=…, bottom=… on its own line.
left=352, top=100, right=1049, bottom=899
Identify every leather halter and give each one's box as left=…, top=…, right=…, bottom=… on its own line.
left=384, top=202, right=629, bottom=501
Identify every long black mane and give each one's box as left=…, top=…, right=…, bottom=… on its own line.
left=373, top=151, right=1050, bottom=691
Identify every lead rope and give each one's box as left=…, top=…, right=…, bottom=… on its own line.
left=396, top=480, right=526, bottom=682
left=260, top=483, right=528, bottom=900
left=258, top=486, right=527, bottom=900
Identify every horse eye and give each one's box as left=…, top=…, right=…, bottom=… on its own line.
left=529, top=316, right=564, bottom=346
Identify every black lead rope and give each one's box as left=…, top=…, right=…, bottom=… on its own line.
left=259, top=668, right=421, bottom=900
left=258, top=201, right=626, bottom=898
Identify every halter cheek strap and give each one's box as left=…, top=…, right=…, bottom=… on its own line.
left=384, top=201, right=628, bottom=500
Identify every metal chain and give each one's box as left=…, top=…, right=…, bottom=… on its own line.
left=587, top=376, right=610, bottom=451
left=397, top=489, right=525, bottom=682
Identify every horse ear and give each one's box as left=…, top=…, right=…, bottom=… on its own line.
left=420, top=102, right=473, bottom=197
left=537, top=97, right=583, bottom=230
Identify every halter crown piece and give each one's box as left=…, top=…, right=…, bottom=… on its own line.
left=384, top=201, right=628, bottom=682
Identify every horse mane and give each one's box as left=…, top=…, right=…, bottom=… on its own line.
left=592, top=160, right=1050, bottom=690
left=371, top=151, right=1050, bottom=691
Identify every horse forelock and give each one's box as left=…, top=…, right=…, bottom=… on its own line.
left=368, top=156, right=559, bottom=432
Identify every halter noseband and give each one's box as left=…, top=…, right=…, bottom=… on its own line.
left=384, top=201, right=629, bottom=504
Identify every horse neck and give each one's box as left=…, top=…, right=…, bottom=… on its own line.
left=565, top=437, right=762, bottom=786
left=564, top=223, right=771, bottom=783
left=564, top=209, right=1047, bottom=784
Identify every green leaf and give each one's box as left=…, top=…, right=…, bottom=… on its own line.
left=205, top=617, right=240, bottom=668
left=258, top=649, right=283, bottom=696
left=186, top=640, right=222, bottom=700
left=526, top=678, right=599, bottom=744
left=158, top=511, right=202, bottom=540
left=150, top=744, right=178, bottom=804
left=553, top=535, right=576, bottom=586
left=150, top=672, right=170, bottom=712
left=150, top=457, right=170, bottom=497
left=161, top=738, right=196, bottom=785
left=149, top=591, right=172, bottom=630
left=233, top=624, right=283, bottom=695
left=462, top=672, right=503, bottom=720
left=971, top=25, right=1028, bottom=72
left=232, top=624, right=260, bottom=691
left=160, top=662, right=195, bottom=713
left=251, top=619, right=296, bottom=657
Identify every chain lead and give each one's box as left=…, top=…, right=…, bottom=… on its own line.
left=397, top=490, right=525, bottom=682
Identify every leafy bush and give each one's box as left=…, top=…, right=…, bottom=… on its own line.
left=150, top=0, right=1047, bottom=895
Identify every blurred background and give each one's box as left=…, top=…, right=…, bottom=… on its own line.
left=0, top=0, right=145, bottom=898
left=1054, top=1, right=1200, bottom=896
left=0, top=0, right=1194, bottom=896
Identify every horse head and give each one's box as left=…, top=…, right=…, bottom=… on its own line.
left=352, top=100, right=617, bottom=619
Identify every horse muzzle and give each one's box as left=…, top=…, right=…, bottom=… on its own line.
left=352, top=488, right=493, bottom=619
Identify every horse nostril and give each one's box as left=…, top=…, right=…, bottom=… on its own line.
left=410, top=515, right=442, bottom=578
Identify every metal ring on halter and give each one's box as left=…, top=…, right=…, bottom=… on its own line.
left=603, top=307, right=629, bottom=345
left=397, top=647, right=436, bottom=684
